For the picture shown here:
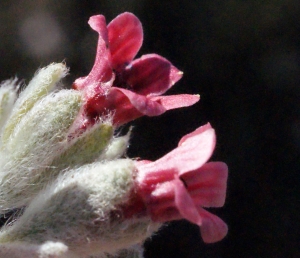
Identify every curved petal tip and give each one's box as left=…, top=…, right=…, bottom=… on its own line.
left=108, top=12, right=143, bottom=70
left=199, top=208, right=228, bottom=243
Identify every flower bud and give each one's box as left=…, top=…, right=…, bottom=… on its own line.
left=51, top=121, right=114, bottom=170
left=2, top=63, right=68, bottom=143
left=0, top=159, right=159, bottom=257
left=0, top=90, right=82, bottom=210
left=99, top=130, right=131, bottom=161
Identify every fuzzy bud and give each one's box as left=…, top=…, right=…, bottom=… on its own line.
left=0, top=159, right=160, bottom=257
left=2, top=63, right=68, bottom=144
left=51, top=121, right=114, bottom=170
left=99, top=130, right=131, bottom=161
left=0, top=90, right=82, bottom=210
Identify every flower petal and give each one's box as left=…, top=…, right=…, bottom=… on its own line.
left=89, top=15, right=109, bottom=46
left=137, top=123, right=216, bottom=184
left=178, top=122, right=212, bottom=146
left=174, top=177, right=202, bottom=226
left=73, top=15, right=112, bottom=90
left=181, top=162, right=228, bottom=207
left=150, top=94, right=200, bottom=110
left=197, top=207, right=228, bottom=243
left=84, top=88, right=138, bottom=123
left=146, top=181, right=180, bottom=221
left=115, top=88, right=166, bottom=116
left=84, top=87, right=166, bottom=126
left=108, top=12, right=143, bottom=70
left=122, top=54, right=183, bottom=96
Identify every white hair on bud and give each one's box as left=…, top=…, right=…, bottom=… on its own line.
left=0, top=89, right=82, bottom=210
left=2, top=63, right=69, bottom=144
left=52, top=120, right=114, bottom=171
left=100, top=131, right=131, bottom=161
left=0, top=159, right=160, bottom=257
left=15, top=63, right=69, bottom=113
left=0, top=78, right=19, bottom=133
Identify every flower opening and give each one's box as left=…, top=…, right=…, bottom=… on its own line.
left=73, top=12, right=199, bottom=127
left=122, top=124, right=228, bottom=243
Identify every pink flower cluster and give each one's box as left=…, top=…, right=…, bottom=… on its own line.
left=73, top=12, right=228, bottom=243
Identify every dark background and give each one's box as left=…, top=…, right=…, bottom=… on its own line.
left=1, top=1, right=299, bottom=257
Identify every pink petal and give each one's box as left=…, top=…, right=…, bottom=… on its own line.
left=174, top=178, right=202, bottom=226
left=89, top=15, right=109, bottom=45
left=181, top=162, right=228, bottom=207
left=85, top=87, right=166, bottom=125
left=146, top=181, right=180, bottom=221
left=73, top=15, right=112, bottom=90
left=178, top=123, right=212, bottom=146
left=122, top=54, right=183, bottom=96
left=136, top=124, right=216, bottom=184
left=149, top=207, right=182, bottom=222
left=174, top=124, right=216, bottom=175
left=108, top=12, right=143, bottom=70
left=136, top=160, right=152, bottom=165
left=114, top=87, right=166, bottom=116
left=84, top=87, right=141, bottom=125
left=150, top=94, right=200, bottom=110
left=197, top=207, right=228, bottom=243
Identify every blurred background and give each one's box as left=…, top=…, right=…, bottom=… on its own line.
left=0, top=1, right=299, bottom=257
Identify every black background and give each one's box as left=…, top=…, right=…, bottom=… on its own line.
left=0, top=1, right=299, bottom=257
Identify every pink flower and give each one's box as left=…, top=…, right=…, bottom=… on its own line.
left=123, top=123, right=228, bottom=243
left=73, top=13, right=199, bottom=126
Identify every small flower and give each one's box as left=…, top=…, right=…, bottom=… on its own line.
left=123, top=123, right=228, bottom=243
left=0, top=125, right=227, bottom=257
left=73, top=13, right=199, bottom=126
